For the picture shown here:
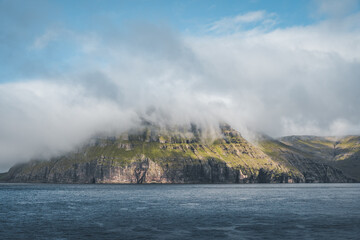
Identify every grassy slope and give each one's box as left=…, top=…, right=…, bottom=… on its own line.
left=258, top=138, right=304, bottom=175
left=277, top=135, right=360, bottom=181
left=3, top=126, right=297, bottom=181
left=67, top=137, right=288, bottom=176
left=332, top=136, right=360, bottom=180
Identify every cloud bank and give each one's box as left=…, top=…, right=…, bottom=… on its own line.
left=0, top=1, right=360, bottom=171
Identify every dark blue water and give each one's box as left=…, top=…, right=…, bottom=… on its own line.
left=0, top=184, right=359, bottom=240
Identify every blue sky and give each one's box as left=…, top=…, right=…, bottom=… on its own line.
left=53, top=0, right=314, bottom=30
left=1, top=0, right=350, bottom=83
left=0, top=0, right=360, bottom=171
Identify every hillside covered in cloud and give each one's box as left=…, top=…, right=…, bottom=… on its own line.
left=0, top=0, right=359, bottom=171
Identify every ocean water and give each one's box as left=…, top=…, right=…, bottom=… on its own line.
left=0, top=184, right=359, bottom=240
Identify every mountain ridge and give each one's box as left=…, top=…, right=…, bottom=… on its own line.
left=275, top=135, right=360, bottom=181
left=0, top=124, right=358, bottom=183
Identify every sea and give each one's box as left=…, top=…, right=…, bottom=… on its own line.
left=0, top=183, right=359, bottom=240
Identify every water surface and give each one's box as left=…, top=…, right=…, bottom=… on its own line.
left=1, top=183, right=359, bottom=239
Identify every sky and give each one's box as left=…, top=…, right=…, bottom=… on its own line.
left=0, top=0, right=360, bottom=171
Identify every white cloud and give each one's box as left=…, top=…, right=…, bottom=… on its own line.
left=0, top=80, right=138, bottom=170
left=1, top=7, right=360, bottom=171
left=208, top=11, right=277, bottom=34
left=329, top=119, right=360, bottom=136
left=32, top=29, right=60, bottom=49
left=314, top=0, right=359, bottom=17
left=32, top=27, right=100, bottom=54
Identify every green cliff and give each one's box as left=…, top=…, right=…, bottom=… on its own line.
left=1, top=124, right=357, bottom=183
left=274, top=135, right=360, bottom=182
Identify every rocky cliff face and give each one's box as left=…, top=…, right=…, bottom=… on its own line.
left=3, top=157, right=296, bottom=184
left=0, top=125, right=356, bottom=184
left=277, top=135, right=360, bottom=181
left=1, top=124, right=303, bottom=183
left=258, top=136, right=358, bottom=183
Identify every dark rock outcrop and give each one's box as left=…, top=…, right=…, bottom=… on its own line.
left=2, top=156, right=304, bottom=184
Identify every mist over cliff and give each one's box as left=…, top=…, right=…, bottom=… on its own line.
left=0, top=0, right=360, bottom=171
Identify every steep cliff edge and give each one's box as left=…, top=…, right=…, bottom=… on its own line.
left=1, top=125, right=356, bottom=183
left=1, top=124, right=303, bottom=183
